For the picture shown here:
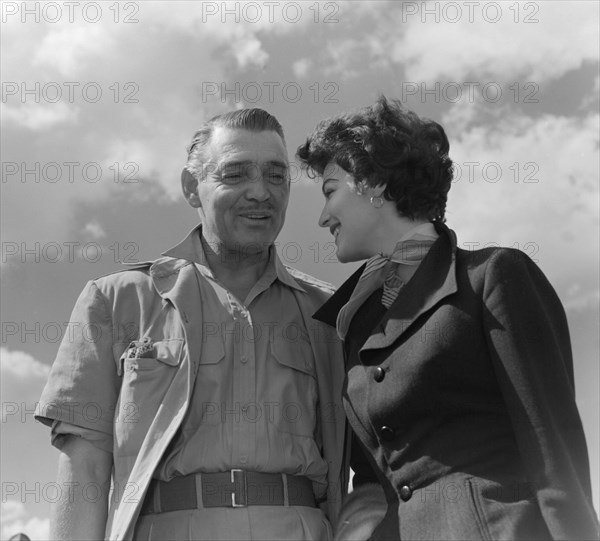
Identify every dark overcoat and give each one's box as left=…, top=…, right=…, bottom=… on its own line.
left=315, top=223, right=599, bottom=541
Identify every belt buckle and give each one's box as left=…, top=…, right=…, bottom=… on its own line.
left=230, top=469, right=247, bottom=507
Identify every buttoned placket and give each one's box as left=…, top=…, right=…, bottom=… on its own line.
left=229, top=295, right=255, bottom=468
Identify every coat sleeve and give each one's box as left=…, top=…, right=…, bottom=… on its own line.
left=482, top=248, right=599, bottom=540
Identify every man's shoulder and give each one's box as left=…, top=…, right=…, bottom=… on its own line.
left=284, top=266, right=336, bottom=297
left=92, top=256, right=189, bottom=289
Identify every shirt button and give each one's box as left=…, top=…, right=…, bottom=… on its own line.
left=399, top=485, right=412, bottom=502
left=373, top=367, right=385, bottom=382
left=240, top=455, right=247, bottom=464
left=240, top=355, right=247, bottom=364
left=380, top=426, right=395, bottom=441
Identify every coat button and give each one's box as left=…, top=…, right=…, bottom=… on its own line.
left=399, top=485, right=412, bottom=502
left=380, top=426, right=395, bottom=441
left=373, top=367, right=385, bottom=382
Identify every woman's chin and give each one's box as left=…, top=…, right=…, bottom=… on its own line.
left=336, top=249, right=361, bottom=264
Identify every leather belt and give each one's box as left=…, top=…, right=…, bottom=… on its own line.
left=140, top=471, right=316, bottom=514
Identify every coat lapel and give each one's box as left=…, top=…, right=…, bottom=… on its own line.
left=153, top=225, right=207, bottom=374
left=314, top=225, right=459, bottom=353
left=292, top=287, right=346, bottom=523
left=362, top=224, right=458, bottom=352
left=151, top=261, right=204, bottom=374
left=117, top=257, right=205, bottom=540
left=313, top=263, right=366, bottom=327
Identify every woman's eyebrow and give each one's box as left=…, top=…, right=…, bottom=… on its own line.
left=321, top=178, right=338, bottom=194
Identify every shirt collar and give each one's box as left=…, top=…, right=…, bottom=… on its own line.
left=162, top=225, right=305, bottom=293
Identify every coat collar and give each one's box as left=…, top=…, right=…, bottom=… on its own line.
left=313, top=263, right=366, bottom=327
left=314, top=222, right=458, bottom=350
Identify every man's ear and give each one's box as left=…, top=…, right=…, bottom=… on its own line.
left=181, top=169, right=201, bottom=208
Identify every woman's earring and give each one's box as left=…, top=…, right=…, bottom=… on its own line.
left=370, top=196, right=384, bottom=209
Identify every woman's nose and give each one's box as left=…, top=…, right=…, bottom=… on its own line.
left=318, top=205, right=330, bottom=228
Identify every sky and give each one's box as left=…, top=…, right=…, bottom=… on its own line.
left=1, top=1, right=599, bottom=538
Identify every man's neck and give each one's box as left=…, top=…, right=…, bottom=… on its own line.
left=201, top=236, right=272, bottom=301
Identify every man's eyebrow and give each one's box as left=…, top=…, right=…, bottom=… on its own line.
left=219, top=160, right=288, bottom=169
left=219, top=160, right=252, bottom=170
left=263, top=160, right=288, bottom=169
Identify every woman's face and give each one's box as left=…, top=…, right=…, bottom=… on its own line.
left=318, top=162, right=383, bottom=263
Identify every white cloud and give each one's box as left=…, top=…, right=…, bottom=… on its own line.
left=564, top=286, right=600, bottom=313
left=446, top=111, right=599, bottom=296
left=81, top=221, right=106, bottom=240
left=1, top=102, right=79, bottom=131
left=293, top=58, right=312, bottom=80
left=1, top=349, right=50, bottom=417
left=231, top=35, right=270, bottom=70
left=33, top=24, right=115, bottom=76
left=324, top=39, right=362, bottom=80
left=320, top=1, right=599, bottom=84
left=1, top=348, right=50, bottom=381
left=0, top=501, right=50, bottom=541
left=103, top=136, right=185, bottom=200
left=397, top=2, right=599, bottom=82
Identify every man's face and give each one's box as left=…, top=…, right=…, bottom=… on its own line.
left=195, top=126, right=290, bottom=255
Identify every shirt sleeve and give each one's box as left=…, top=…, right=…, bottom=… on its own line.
left=482, top=248, right=599, bottom=540
left=35, top=280, right=121, bottom=437
left=51, top=420, right=114, bottom=454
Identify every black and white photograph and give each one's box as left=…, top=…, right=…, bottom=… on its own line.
left=1, top=1, right=599, bottom=539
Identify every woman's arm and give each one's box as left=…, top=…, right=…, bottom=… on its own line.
left=333, top=433, right=387, bottom=541
left=482, top=248, right=599, bottom=540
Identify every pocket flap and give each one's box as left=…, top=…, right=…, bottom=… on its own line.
left=154, top=339, right=184, bottom=366
left=270, top=338, right=315, bottom=377
left=199, top=332, right=225, bottom=365
left=115, top=338, right=184, bottom=375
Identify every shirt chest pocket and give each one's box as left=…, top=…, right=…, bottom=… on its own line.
left=268, top=338, right=317, bottom=437
left=194, top=333, right=226, bottom=409
left=118, top=338, right=184, bottom=374
left=114, top=338, right=185, bottom=450
left=116, top=339, right=184, bottom=417
left=198, top=332, right=226, bottom=365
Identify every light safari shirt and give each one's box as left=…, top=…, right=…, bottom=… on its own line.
left=51, top=234, right=328, bottom=496
left=155, top=233, right=328, bottom=499
left=39, top=226, right=346, bottom=540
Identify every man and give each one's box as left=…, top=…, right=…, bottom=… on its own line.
left=36, top=109, right=347, bottom=540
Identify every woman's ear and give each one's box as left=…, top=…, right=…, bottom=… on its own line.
left=181, top=169, right=201, bottom=208
left=372, top=183, right=386, bottom=198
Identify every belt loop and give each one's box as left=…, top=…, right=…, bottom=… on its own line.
left=195, top=474, right=204, bottom=509
left=153, top=480, right=162, bottom=514
left=282, top=473, right=290, bottom=506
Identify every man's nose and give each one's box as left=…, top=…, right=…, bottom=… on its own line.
left=245, top=174, right=270, bottom=201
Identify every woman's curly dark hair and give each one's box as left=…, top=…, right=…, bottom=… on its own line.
left=296, top=96, right=453, bottom=222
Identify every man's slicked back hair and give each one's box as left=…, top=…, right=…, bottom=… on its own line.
left=185, top=108, right=286, bottom=180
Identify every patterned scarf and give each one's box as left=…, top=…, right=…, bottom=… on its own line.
left=336, top=223, right=439, bottom=339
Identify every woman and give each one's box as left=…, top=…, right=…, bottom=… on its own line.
left=297, top=97, right=599, bottom=541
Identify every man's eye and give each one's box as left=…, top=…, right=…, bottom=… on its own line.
left=268, top=174, right=286, bottom=184
left=222, top=174, right=243, bottom=183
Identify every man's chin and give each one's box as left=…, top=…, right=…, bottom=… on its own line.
left=232, top=235, right=276, bottom=255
